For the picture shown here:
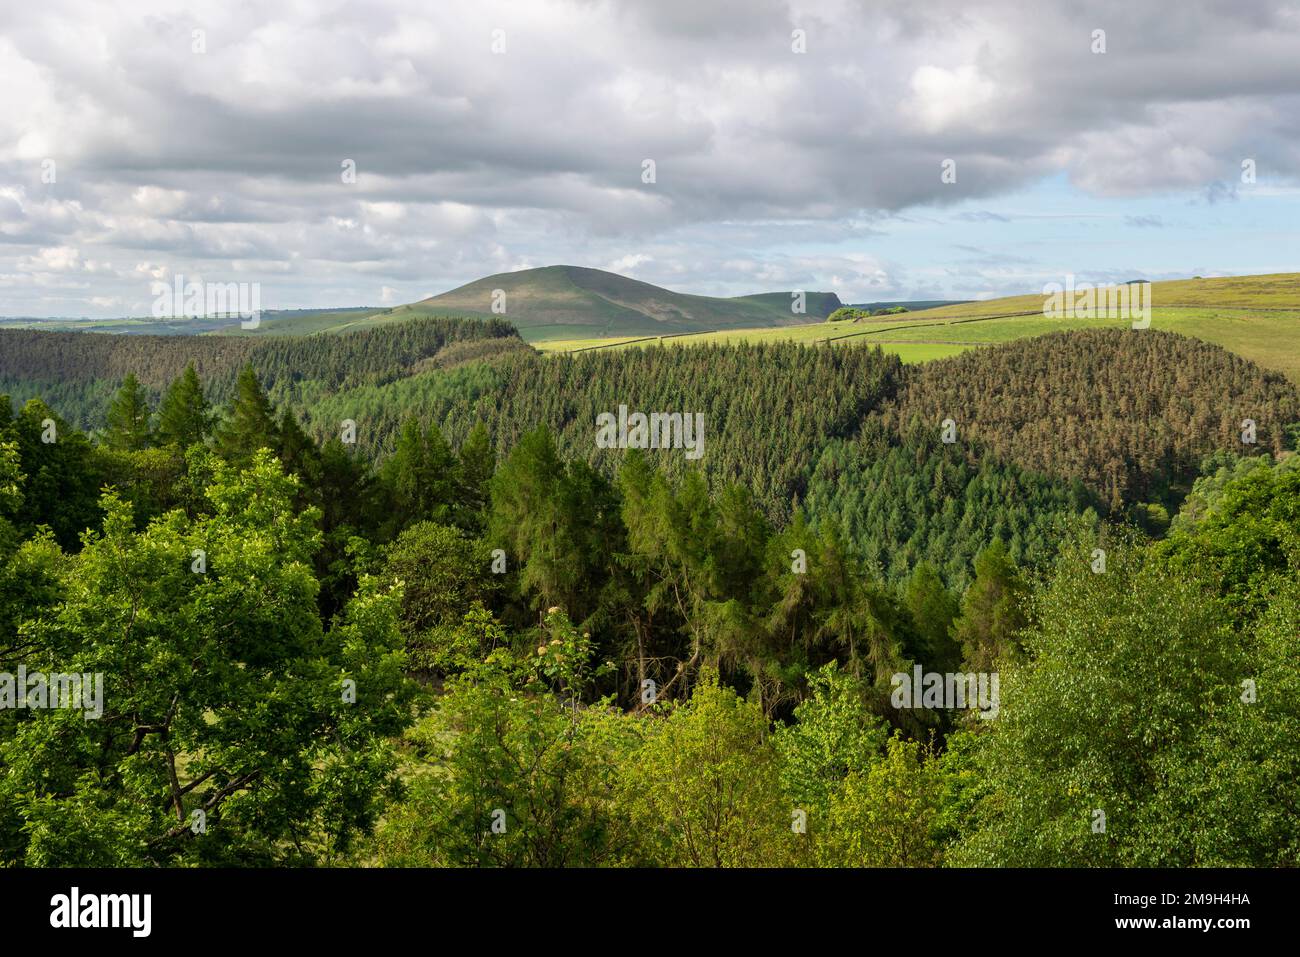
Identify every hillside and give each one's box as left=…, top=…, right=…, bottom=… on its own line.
left=402, top=266, right=842, bottom=339
left=282, top=326, right=1293, bottom=578
left=537, top=272, right=1300, bottom=383
left=880, top=328, right=1298, bottom=510
left=300, top=341, right=902, bottom=523
left=798, top=328, right=1299, bottom=587
left=249, top=265, right=842, bottom=340
left=0, top=317, right=527, bottom=429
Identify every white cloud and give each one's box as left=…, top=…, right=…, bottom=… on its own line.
left=907, top=64, right=999, bottom=133
left=0, top=0, right=1298, bottom=315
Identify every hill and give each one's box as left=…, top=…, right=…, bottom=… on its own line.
left=271, top=324, right=1300, bottom=587
left=802, top=328, right=1299, bottom=585
left=879, top=328, right=1298, bottom=510
left=4, top=308, right=1296, bottom=589
left=403, top=266, right=842, bottom=339
left=0, top=317, right=527, bottom=430
left=537, top=272, right=1300, bottom=383
left=250, top=265, right=842, bottom=340
left=299, top=341, right=901, bottom=523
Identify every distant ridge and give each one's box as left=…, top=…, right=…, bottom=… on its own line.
left=261, top=265, right=845, bottom=340
left=847, top=299, right=969, bottom=312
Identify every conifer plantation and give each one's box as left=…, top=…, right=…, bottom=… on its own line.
left=5, top=8, right=1300, bottom=931
left=2, top=321, right=1297, bottom=868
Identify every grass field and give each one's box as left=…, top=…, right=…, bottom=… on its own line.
left=10, top=272, right=1296, bottom=379
left=211, top=307, right=382, bottom=336
left=535, top=273, right=1300, bottom=381
left=0, top=315, right=237, bottom=335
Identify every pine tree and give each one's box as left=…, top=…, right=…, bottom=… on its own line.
left=276, top=410, right=318, bottom=480
left=903, top=562, right=961, bottom=672
left=380, top=418, right=456, bottom=533
left=155, top=363, right=212, bottom=448
left=104, top=373, right=153, bottom=451
left=488, top=426, right=615, bottom=622
left=951, top=539, right=1027, bottom=672
left=213, top=365, right=280, bottom=467
left=453, top=421, right=495, bottom=529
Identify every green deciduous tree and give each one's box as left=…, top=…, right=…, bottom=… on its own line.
left=0, top=450, right=412, bottom=866
left=950, top=538, right=1237, bottom=867
left=820, top=734, right=944, bottom=867
left=774, top=662, right=887, bottom=829
left=383, top=522, right=498, bottom=675
left=618, top=673, right=792, bottom=867
left=1151, top=579, right=1300, bottom=865
left=7, top=399, right=104, bottom=549
left=375, top=608, right=636, bottom=867
left=1160, top=459, right=1300, bottom=621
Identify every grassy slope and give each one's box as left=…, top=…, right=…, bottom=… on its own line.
left=246, top=265, right=843, bottom=340
left=408, top=265, right=845, bottom=337
left=537, top=272, right=1300, bottom=381
left=730, top=291, right=843, bottom=320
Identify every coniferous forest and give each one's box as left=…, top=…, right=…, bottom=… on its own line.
left=6, top=9, right=1300, bottom=940
left=2, top=319, right=1298, bottom=869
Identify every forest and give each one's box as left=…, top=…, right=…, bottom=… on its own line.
left=0, top=321, right=1298, bottom=867
left=0, top=317, right=528, bottom=432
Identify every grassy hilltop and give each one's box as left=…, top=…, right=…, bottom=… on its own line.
left=244, top=265, right=844, bottom=340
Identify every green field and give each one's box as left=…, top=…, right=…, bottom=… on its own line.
left=0, top=315, right=237, bottom=335
left=533, top=325, right=971, bottom=363
left=10, top=271, right=1297, bottom=379
left=211, top=307, right=380, bottom=336
left=0, top=308, right=384, bottom=337
left=535, top=273, right=1300, bottom=381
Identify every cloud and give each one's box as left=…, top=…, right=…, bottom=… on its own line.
left=1, top=0, right=1299, bottom=314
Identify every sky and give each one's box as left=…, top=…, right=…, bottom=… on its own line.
left=2, top=0, right=1299, bottom=318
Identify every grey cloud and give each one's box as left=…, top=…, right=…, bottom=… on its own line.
left=2, top=0, right=1299, bottom=314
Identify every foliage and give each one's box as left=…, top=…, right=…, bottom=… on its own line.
left=0, top=326, right=1297, bottom=869
left=383, top=523, right=499, bottom=675
left=104, top=373, right=153, bottom=451
left=0, top=451, right=413, bottom=865
left=885, top=329, right=1299, bottom=512
left=375, top=608, right=636, bottom=867
left=950, top=539, right=1029, bottom=672
left=804, top=424, right=1095, bottom=590
left=617, top=673, right=793, bottom=867
left=949, top=536, right=1238, bottom=866
left=820, top=734, right=944, bottom=866
left=155, top=362, right=214, bottom=448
